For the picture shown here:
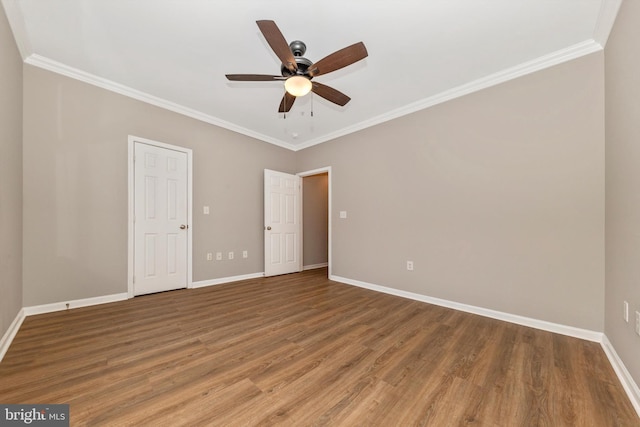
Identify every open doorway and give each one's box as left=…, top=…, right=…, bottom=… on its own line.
left=299, top=167, right=331, bottom=276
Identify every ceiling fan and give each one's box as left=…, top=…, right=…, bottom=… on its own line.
left=225, top=20, right=368, bottom=113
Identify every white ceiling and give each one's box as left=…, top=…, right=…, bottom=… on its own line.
left=2, top=0, right=620, bottom=150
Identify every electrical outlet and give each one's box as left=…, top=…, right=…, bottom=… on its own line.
left=228, top=251, right=234, bottom=260
left=406, top=261, right=414, bottom=271
left=243, top=250, right=248, bottom=258
left=206, top=253, right=213, bottom=261
left=203, top=206, right=210, bottom=215
left=216, top=252, right=222, bottom=261
left=636, top=311, right=640, bottom=337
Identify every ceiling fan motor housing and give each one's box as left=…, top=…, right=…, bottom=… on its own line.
left=281, top=43, right=313, bottom=78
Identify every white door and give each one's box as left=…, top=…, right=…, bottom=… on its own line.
left=134, top=142, right=188, bottom=295
left=264, top=169, right=302, bottom=277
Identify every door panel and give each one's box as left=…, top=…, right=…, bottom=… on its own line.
left=264, top=169, right=302, bottom=277
left=134, top=142, right=188, bottom=295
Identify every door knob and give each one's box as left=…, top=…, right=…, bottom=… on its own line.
left=180, top=224, right=187, bottom=230
left=266, top=226, right=272, bottom=230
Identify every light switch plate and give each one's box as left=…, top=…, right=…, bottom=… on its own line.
left=340, top=211, right=347, bottom=219
left=624, top=301, right=629, bottom=322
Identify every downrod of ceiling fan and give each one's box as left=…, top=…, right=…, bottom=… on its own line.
left=289, top=40, right=306, bottom=57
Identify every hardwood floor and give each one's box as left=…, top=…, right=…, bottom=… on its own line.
left=1, top=268, right=638, bottom=426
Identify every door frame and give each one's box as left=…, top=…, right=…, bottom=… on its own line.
left=127, top=135, right=193, bottom=298
left=297, top=166, right=332, bottom=277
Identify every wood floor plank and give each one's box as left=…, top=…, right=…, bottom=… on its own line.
left=0, top=268, right=637, bottom=426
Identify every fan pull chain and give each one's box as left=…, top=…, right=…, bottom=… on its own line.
left=283, top=88, right=287, bottom=119
left=311, top=93, right=314, bottom=117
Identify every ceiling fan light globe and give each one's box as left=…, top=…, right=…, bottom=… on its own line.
left=285, top=76, right=312, bottom=97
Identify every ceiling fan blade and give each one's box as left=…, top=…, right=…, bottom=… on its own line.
left=311, top=82, right=351, bottom=106
left=308, top=42, right=368, bottom=77
left=257, top=20, right=297, bottom=73
left=279, top=92, right=296, bottom=113
left=226, top=74, right=285, bottom=81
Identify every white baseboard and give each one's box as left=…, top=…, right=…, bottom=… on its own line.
left=23, top=293, right=129, bottom=316
left=303, top=263, right=328, bottom=271
left=192, top=272, right=264, bottom=289
left=4, top=272, right=638, bottom=417
left=0, top=308, right=26, bottom=362
left=601, top=335, right=640, bottom=417
left=334, top=273, right=640, bottom=417
left=330, top=275, right=603, bottom=343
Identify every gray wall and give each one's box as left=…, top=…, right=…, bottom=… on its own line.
left=22, top=65, right=296, bottom=306
left=298, top=52, right=605, bottom=331
left=0, top=5, right=23, bottom=338
left=302, top=173, right=328, bottom=267
left=605, top=0, right=640, bottom=387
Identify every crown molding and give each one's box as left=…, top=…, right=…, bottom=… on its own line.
left=1, top=0, right=31, bottom=59
left=593, top=0, right=623, bottom=47
left=295, top=39, right=603, bottom=150
left=6, top=0, right=612, bottom=151
left=25, top=36, right=600, bottom=153
left=24, top=54, right=297, bottom=151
